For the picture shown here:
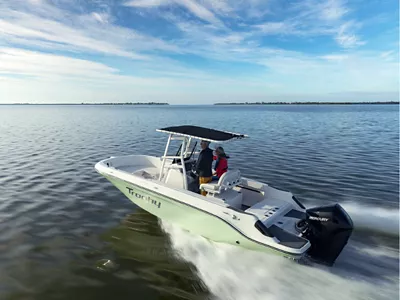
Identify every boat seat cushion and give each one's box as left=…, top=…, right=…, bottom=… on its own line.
left=213, top=189, right=243, bottom=209
left=268, top=225, right=309, bottom=249
left=200, top=169, right=241, bottom=194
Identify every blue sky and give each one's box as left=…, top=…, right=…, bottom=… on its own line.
left=0, top=0, right=398, bottom=104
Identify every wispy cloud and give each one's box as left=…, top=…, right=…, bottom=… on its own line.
left=91, top=12, right=111, bottom=24
left=0, top=1, right=180, bottom=59
left=308, top=0, right=364, bottom=48
left=124, top=0, right=168, bottom=8
left=254, top=22, right=297, bottom=35
left=320, top=0, right=349, bottom=21
left=335, top=22, right=365, bottom=48
left=380, top=50, right=397, bottom=61
left=125, top=0, right=223, bottom=25
left=320, top=54, right=349, bottom=61
left=247, top=0, right=365, bottom=49
left=290, top=0, right=349, bottom=23
left=0, top=47, right=270, bottom=88
left=0, top=47, right=119, bottom=80
left=0, top=0, right=398, bottom=104
left=125, top=0, right=272, bottom=23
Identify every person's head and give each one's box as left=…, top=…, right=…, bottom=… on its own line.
left=215, top=146, right=227, bottom=158
left=200, top=140, right=210, bottom=150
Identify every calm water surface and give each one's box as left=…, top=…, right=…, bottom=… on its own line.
left=0, top=104, right=398, bottom=300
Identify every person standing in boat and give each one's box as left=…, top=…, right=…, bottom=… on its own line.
left=212, top=146, right=229, bottom=181
left=195, top=140, right=214, bottom=196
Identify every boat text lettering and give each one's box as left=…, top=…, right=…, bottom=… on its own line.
left=309, top=216, right=329, bottom=222
left=126, top=187, right=161, bottom=208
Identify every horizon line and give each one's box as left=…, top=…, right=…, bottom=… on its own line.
left=0, top=101, right=399, bottom=106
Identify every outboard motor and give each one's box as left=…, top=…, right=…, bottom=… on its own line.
left=296, top=204, right=353, bottom=266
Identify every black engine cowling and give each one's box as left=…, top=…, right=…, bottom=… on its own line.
left=297, top=203, right=353, bottom=266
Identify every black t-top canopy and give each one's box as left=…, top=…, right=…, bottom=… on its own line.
left=157, top=125, right=247, bottom=142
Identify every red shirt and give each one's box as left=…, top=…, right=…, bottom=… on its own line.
left=213, top=156, right=228, bottom=178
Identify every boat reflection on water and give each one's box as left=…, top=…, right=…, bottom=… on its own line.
left=2, top=209, right=210, bottom=300
left=97, top=208, right=210, bottom=300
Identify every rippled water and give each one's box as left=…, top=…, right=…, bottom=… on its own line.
left=0, top=104, right=398, bottom=300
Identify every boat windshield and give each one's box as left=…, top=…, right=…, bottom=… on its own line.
left=172, top=139, right=197, bottom=164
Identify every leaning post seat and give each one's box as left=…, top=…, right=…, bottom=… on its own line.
left=200, top=169, right=242, bottom=195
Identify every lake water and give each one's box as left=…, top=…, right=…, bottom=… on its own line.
left=0, top=104, right=398, bottom=300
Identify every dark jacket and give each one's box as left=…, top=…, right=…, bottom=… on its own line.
left=195, top=147, right=213, bottom=177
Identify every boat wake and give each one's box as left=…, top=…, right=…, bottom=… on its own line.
left=160, top=220, right=398, bottom=300
left=338, top=202, right=399, bottom=236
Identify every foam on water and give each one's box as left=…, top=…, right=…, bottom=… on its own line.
left=160, top=220, right=398, bottom=300
left=340, top=202, right=399, bottom=236
left=305, top=201, right=399, bottom=236
left=357, top=244, right=399, bottom=259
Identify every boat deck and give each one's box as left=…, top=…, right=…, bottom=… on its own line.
left=120, top=165, right=160, bottom=180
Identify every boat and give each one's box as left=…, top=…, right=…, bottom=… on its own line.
left=94, top=125, right=353, bottom=266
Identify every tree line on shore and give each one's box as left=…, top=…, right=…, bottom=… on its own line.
left=214, top=101, right=399, bottom=105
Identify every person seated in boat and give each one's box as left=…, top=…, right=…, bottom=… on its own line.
left=195, top=140, right=214, bottom=195
left=212, top=146, right=229, bottom=181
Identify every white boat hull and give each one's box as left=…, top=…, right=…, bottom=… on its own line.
left=97, top=161, right=309, bottom=260
left=95, top=151, right=353, bottom=266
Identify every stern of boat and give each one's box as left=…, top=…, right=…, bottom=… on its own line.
left=296, top=203, right=354, bottom=266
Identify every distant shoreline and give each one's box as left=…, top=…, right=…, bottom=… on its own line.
left=214, top=101, right=399, bottom=105
left=0, top=101, right=398, bottom=106
left=0, top=102, right=169, bottom=106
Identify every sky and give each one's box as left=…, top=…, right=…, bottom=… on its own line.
left=0, top=0, right=398, bottom=104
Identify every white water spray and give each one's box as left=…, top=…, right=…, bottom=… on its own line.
left=340, top=202, right=399, bottom=236
left=160, top=220, right=398, bottom=300
left=304, top=201, right=399, bottom=236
